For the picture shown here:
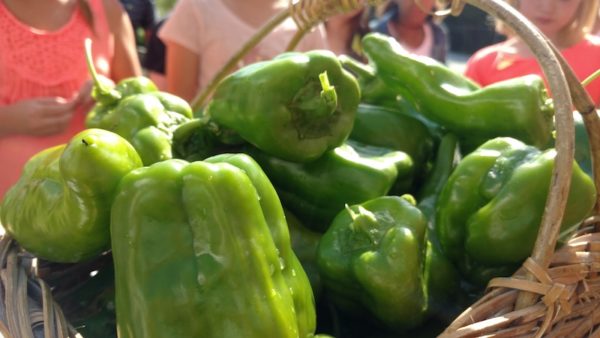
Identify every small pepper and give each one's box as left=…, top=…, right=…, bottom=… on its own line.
left=361, top=33, right=555, bottom=153
left=1, top=129, right=142, bottom=262
left=84, top=41, right=192, bottom=165
left=316, top=195, right=428, bottom=332
left=205, top=50, right=360, bottom=163
left=87, top=91, right=193, bottom=165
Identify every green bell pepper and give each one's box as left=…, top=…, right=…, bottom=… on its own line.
left=317, top=195, right=428, bottom=332
left=361, top=33, right=554, bottom=153
left=248, top=139, right=414, bottom=232
left=1, top=129, right=142, bottom=262
left=205, top=50, right=360, bottom=163
left=87, top=90, right=193, bottom=165
left=84, top=45, right=192, bottom=165
left=110, top=155, right=315, bottom=338
left=350, top=103, right=435, bottom=188
left=435, top=137, right=596, bottom=286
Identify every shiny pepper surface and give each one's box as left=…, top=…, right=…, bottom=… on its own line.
left=249, top=140, right=414, bottom=232
left=361, top=33, right=554, bottom=153
left=1, top=129, right=142, bottom=262
left=205, top=50, right=360, bottom=163
left=110, top=154, right=315, bottom=338
left=317, top=195, right=428, bottom=332
left=87, top=86, right=193, bottom=165
left=435, top=137, right=596, bottom=286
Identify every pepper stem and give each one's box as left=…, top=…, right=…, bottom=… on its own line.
left=319, top=71, right=338, bottom=113
left=84, top=38, right=121, bottom=104
left=347, top=205, right=379, bottom=245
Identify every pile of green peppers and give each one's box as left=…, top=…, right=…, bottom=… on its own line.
left=0, top=36, right=597, bottom=338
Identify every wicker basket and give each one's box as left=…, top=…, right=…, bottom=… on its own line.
left=2, top=0, right=600, bottom=337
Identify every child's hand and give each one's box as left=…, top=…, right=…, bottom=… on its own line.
left=72, top=79, right=99, bottom=113
left=9, top=97, right=76, bottom=136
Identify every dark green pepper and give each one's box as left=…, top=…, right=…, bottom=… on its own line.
left=361, top=33, right=554, bottom=153
left=339, top=55, right=399, bottom=107
left=415, top=134, right=463, bottom=319
left=111, top=155, right=315, bottom=338
left=435, top=137, right=596, bottom=286
left=285, top=209, right=323, bottom=299
left=317, top=195, right=428, bottom=332
left=205, top=50, right=360, bottom=163
left=248, top=140, right=414, bottom=231
left=1, top=129, right=142, bottom=262
left=350, top=103, right=435, bottom=187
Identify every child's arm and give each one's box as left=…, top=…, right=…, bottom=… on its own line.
left=164, top=41, right=200, bottom=103
left=103, top=0, right=143, bottom=82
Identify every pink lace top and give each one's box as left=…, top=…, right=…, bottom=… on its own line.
left=0, top=0, right=114, bottom=198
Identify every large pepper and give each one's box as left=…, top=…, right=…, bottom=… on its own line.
left=435, top=137, right=596, bottom=286
left=248, top=140, right=414, bottom=232
left=110, top=155, right=315, bottom=338
left=205, top=50, right=360, bottom=163
left=361, top=33, right=554, bottom=153
left=316, top=195, right=428, bottom=332
left=1, top=129, right=142, bottom=262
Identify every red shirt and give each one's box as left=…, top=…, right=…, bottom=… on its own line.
left=464, top=35, right=600, bottom=106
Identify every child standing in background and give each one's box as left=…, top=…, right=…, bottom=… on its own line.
left=370, top=0, right=448, bottom=63
left=158, top=0, right=328, bottom=103
left=464, top=0, right=600, bottom=106
left=0, top=0, right=142, bottom=198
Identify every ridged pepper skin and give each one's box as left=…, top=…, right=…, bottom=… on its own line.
left=361, top=33, right=554, bottom=153
left=205, top=50, right=360, bottom=163
left=87, top=90, right=193, bottom=165
left=1, top=129, right=142, bottom=262
left=205, top=154, right=316, bottom=336
left=435, top=137, right=596, bottom=286
left=316, top=195, right=428, bottom=332
left=248, top=140, right=414, bottom=232
left=110, top=155, right=316, bottom=338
